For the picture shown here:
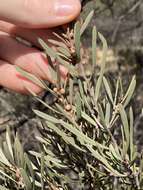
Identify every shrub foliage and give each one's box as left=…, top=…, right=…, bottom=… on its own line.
left=0, top=10, right=142, bottom=190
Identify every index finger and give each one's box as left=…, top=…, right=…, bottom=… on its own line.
left=0, top=0, right=81, bottom=28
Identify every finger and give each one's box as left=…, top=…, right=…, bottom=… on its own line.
left=0, top=0, right=81, bottom=28
left=0, top=20, right=61, bottom=48
left=0, top=60, right=43, bottom=94
left=0, top=31, right=67, bottom=81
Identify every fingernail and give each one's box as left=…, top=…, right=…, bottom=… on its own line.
left=55, top=0, right=81, bottom=17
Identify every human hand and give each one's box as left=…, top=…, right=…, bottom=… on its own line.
left=0, top=0, right=81, bottom=94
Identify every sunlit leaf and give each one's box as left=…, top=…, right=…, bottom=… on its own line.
left=80, top=10, right=94, bottom=35
left=46, top=121, right=83, bottom=152
left=20, top=168, right=32, bottom=190
left=74, top=21, right=81, bottom=61
left=6, top=128, right=13, bottom=159
left=95, top=32, right=108, bottom=102
left=75, top=92, right=82, bottom=120
left=105, top=102, right=111, bottom=126
left=48, top=39, right=68, bottom=49
left=16, top=66, right=47, bottom=89
left=88, top=145, right=125, bottom=177
left=57, top=46, right=71, bottom=58
left=81, top=111, right=97, bottom=127
left=92, top=26, right=97, bottom=69
left=129, top=107, right=134, bottom=161
left=119, top=104, right=129, bottom=157
left=0, top=147, right=11, bottom=167
left=57, top=56, right=78, bottom=76
left=103, top=76, right=113, bottom=104
left=38, top=38, right=57, bottom=59
left=69, top=78, right=74, bottom=105
left=122, top=75, right=136, bottom=107
left=113, top=78, right=120, bottom=106
left=14, top=135, right=24, bottom=167
left=33, top=110, right=59, bottom=124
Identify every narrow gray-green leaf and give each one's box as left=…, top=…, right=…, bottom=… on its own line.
left=57, top=47, right=71, bottom=58
left=119, top=104, right=129, bottom=155
left=98, top=103, right=105, bottom=125
left=92, top=26, right=97, bottom=68
left=69, top=78, right=74, bottom=106
left=46, top=122, right=83, bottom=152
left=16, top=66, right=47, bottom=89
left=129, top=107, right=134, bottom=161
left=88, top=145, right=125, bottom=177
left=6, top=128, right=13, bottom=159
left=0, top=147, right=11, bottom=167
left=20, top=168, right=32, bottom=190
left=48, top=39, right=68, bottom=49
left=0, top=169, right=17, bottom=183
left=95, top=32, right=108, bottom=102
left=122, top=75, right=136, bottom=107
left=121, top=125, right=126, bottom=158
left=57, top=56, right=78, bottom=76
left=38, top=38, right=57, bottom=59
left=34, top=110, right=108, bottom=150
left=2, top=141, right=14, bottom=165
left=14, top=135, right=24, bottom=167
left=41, top=152, right=44, bottom=190
left=80, top=10, right=94, bottom=35
left=109, top=144, right=122, bottom=162
left=24, top=153, right=35, bottom=180
left=33, top=110, right=59, bottom=124
left=113, top=78, right=119, bottom=107
left=81, top=112, right=97, bottom=127
left=34, top=96, right=61, bottom=115
left=45, top=152, right=66, bottom=169
left=103, top=76, right=113, bottom=104
left=60, top=120, right=108, bottom=150
left=87, top=164, right=106, bottom=176
left=78, top=79, right=85, bottom=105
left=105, top=102, right=111, bottom=126
left=75, top=92, right=82, bottom=120
left=74, top=21, right=81, bottom=61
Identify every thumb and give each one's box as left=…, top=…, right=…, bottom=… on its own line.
left=0, top=0, right=81, bottom=28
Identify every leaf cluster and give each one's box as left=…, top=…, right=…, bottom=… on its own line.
left=0, top=11, right=142, bottom=190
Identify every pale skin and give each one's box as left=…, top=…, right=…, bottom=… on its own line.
left=0, top=0, right=81, bottom=94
